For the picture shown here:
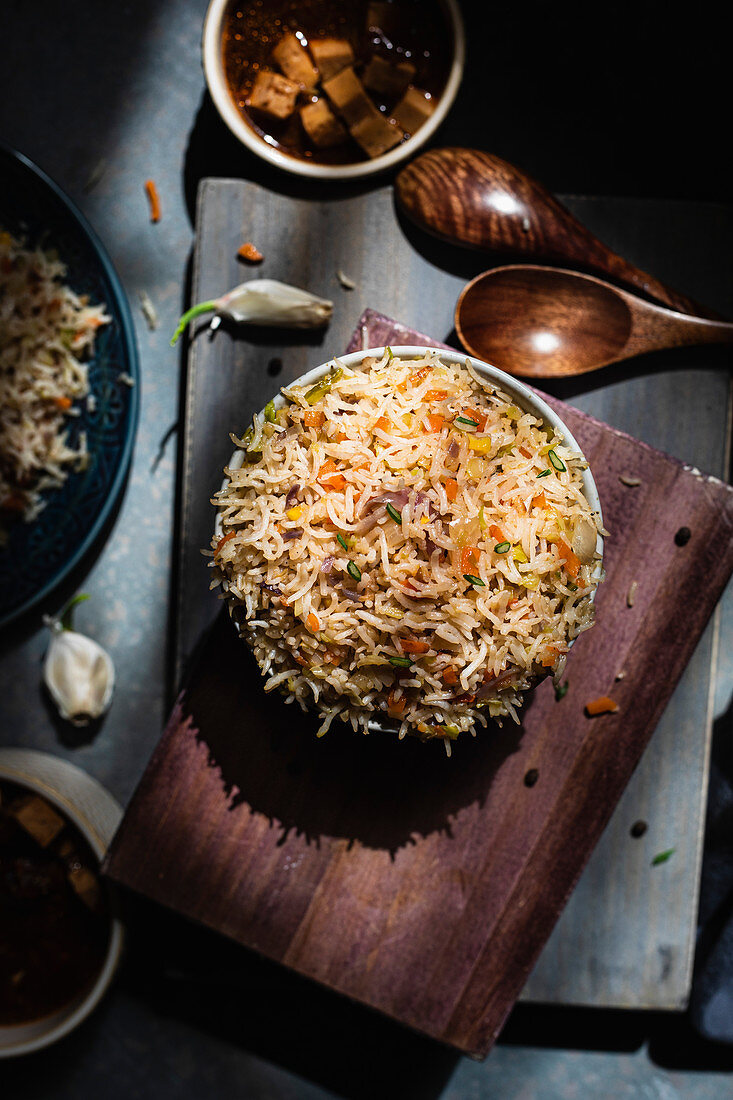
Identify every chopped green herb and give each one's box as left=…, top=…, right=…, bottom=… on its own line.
left=455, top=416, right=478, bottom=429
left=464, top=573, right=485, bottom=587
left=337, top=533, right=349, bottom=551
left=59, top=592, right=90, bottom=632
left=494, top=541, right=511, bottom=554
left=305, top=366, right=343, bottom=405
left=264, top=399, right=277, bottom=423
left=478, top=505, right=487, bottom=530
left=536, top=468, right=552, bottom=478
left=389, top=655, right=413, bottom=668
left=652, top=848, right=676, bottom=866
left=386, top=346, right=394, bottom=361
left=548, top=449, right=566, bottom=472
left=386, top=502, right=403, bottom=524
left=568, top=582, right=579, bottom=592
left=347, top=560, right=362, bottom=582
left=554, top=681, right=569, bottom=701
left=442, top=723, right=460, bottom=739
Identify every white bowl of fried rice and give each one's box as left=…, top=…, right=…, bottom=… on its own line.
left=211, top=347, right=604, bottom=753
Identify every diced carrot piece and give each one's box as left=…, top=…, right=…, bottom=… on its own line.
left=489, top=524, right=505, bottom=542
left=409, top=366, right=432, bottom=385
left=306, top=612, right=320, bottom=633
left=444, top=478, right=459, bottom=502
left=374, top=415, right=391, bottom=431
left=237, top=242, right=263, bottom=262
left=333, top=431, right=348, bottom=443
left=399, top=636, right=430, bottom=655
left=387, top=688, right=407, bottom=715
left=215, top=531, right=237, bottom=556
left=328, top=475, right=347, bottom=491
left=318, top=460, right=346, bottom=492
left=144, top=179, right=161, bottom=223
left=558, top=537, right=580, bottom=580
left=540, top=646, right=559, bottom=667
left=585, top=696, right=619, bottom=716
left=318, top=459, right=338, bottom=477
left=424, top=389, right=448, bottom=402
left=532, top=492, right=547, bottom=509
left=293, top=652, right=309, bottom=666
left=397, top=381, right=407, bottom=393
left=304, top=410, right=324, bottom=428
left=426, top=413, right=444, bottom=432
left=460, top=546, right=480, bottom=574
left=518, top=446, right=532, bottom=458
left=53, top=395, right=72, bottom=410
left=442, top=666, right=459, bottom=686
left=461, top=407, right=487, bottom=431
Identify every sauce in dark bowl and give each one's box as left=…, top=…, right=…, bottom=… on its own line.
left=222, top=0, right=455, bottom=165
left=0, top=780, right=110, bottom=1027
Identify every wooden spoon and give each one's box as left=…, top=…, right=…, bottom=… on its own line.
left=455, top=265, right=733, bottom=378
left=396, top=148, right=717, bottom=319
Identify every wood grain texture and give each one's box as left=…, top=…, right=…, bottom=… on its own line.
left=105, top=182, right=732, bottom=1040
left=455, top=265, right=733, bottom=378
left=396, top=148, right=721, bottom=318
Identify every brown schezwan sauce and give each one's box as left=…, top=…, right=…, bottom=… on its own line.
left=221, top=0, right=454, bottom=164
left=0, top=780, right=110, bottom=1026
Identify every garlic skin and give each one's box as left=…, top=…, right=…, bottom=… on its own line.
left=43, top=621, right=114, bottom=726
left=216, top=280, right=333, bottom=328
left=170, top=280, right=333, bottom=345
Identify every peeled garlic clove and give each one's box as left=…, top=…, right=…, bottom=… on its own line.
left=571, top=516, right=598, bottom=564
left=43, top=627, right=114, bottom=726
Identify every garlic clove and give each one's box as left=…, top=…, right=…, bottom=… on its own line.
left=43, top=627, right=114, bottom=726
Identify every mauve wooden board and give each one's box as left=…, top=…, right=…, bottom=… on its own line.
left=106, top=182, right=733, bottom=1052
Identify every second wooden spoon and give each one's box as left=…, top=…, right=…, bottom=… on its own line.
left=397, top=148, right=717, bottom=318
left=455, top=265, right=733, bottom=378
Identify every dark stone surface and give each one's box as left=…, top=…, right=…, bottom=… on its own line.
left=1, top=0, right=731, bottom=1095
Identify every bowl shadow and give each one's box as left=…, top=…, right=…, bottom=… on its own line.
left=182, top=609, right=526, bottom=856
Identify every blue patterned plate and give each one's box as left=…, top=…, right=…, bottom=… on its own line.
left=0, top=146, right=139, bottom=629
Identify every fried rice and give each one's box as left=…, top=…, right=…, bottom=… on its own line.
left=0, top=229, right=109, bottom=533
left=211, top=349, right=603, bottom=751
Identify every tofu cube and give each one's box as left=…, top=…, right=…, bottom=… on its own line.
left=300, top=99, right=347, bottom=148
left=12, top=795, right=65, bottom=848
left=350, top=112, right=403, bottom=158
left=391, top=87, right=435, bottom=135
left=272, top=32, right=319, bottom=91
left=68, top=865, right=102, bottom=912
left=309, top=38, right=354, bottom=82
left=248, top=69, right=299, bottom=120
left=363, top=55, right=416, bottom=98
left=322, top=66, right=374, bottom=127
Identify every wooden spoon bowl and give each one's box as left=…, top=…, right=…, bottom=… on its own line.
left=455, top=265, right=733, bottom=378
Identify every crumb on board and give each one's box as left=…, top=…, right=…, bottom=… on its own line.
left=237, top=242, right=264, bottom=263
left=336, top=269, right=356, bottom=290
left=139, top=289, right=159, bottom=331
left=117, top=372, right=135, bottom=387
left=615, top=670, right=626, bottom=681
left=619, top=474, right=642, bottom=487
left=627, top=580, right=638, bottom=608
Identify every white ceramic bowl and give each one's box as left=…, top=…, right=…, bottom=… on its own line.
left=0, top=749, right=124, bottom=1059
left=216, top=346, right=603, bottom=730
left=202, top=0, right=466, bottom=180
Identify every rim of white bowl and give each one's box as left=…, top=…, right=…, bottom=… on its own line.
left=202, top=0, right=466, bottom=180
left=0, top=750, right=124, bottom=1059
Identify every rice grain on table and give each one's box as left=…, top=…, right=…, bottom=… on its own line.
left=211, top=350, right=603, bottom=749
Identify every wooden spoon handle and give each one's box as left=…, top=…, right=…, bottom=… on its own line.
left=396, top=148, right=719, bottom=320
